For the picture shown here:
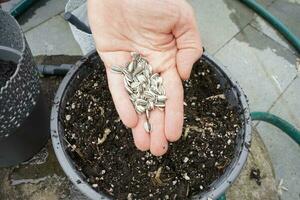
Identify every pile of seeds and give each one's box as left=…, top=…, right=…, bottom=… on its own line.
left=111, top=53, right=166, bottom=132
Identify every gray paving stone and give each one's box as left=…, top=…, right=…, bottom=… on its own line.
left=251, top=0, right=300, bottom=54
left=0, top=0, right=22, bottom=12
left=187, top=0, right=255, bottom=54
left=256, top=77, right=300, bottom=200
left=268, top=0, right=300, bottom=38
left=215, top=25, right=297, bottom=112
left=256, top=0, right=276, bottom=7
left=250, top=17, right=296, bottom=53
left=19, top=0, right=68, bottom=32
left=25, top=15, right=82, bottom=56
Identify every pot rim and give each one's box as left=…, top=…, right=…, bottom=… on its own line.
left=51, top=50, right=251, bottom=200
left=0, top=10, right=26, bottom=94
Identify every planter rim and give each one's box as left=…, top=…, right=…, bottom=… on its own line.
left=51, top=50, right=251, bottom=200
left=0, top=10, right=48, bottom=165
left=0, top=11, right=26, bottom=94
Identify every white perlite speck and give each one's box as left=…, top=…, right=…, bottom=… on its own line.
left=183, top=173, right=190, bottom=180
left=111, top=52, right=167, bottom=133
left=183, top=157, right=189, bottom=163
left=65, top=115, right=71, bottom=121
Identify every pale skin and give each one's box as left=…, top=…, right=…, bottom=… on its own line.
left=88, top=0, right=203, bottom=156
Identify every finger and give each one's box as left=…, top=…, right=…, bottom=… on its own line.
left=100, top=51, right=138, bottom=128
left=132, top=115, right=151, bottom=151
left=161, top=68, right=184, bottom=142
left=149, top=109, right=168, bottom=156
left=172, top=3, right=203, bottom=80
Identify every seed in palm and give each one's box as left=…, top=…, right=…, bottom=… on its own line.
left=111, top=53, right=167, bottom=133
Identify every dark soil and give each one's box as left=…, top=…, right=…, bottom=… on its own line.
left=0, top=59, right=17, bottom=89
left=250, top=168, right=261, bottom=186
left=62, top=56, right=243, bottom=199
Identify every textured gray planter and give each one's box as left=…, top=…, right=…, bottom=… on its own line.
left=51, top=50, right=251, bottom=200
left=0, top=10, right=49, bottom=167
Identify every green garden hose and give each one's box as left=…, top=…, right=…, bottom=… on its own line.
left=240, top=0, right=300, bottom=53
left=9, top=0, right=37, bottom=17
left=217, top=194, right=227, bottom=200
left=217, top=112, right=300, bottom=200
left=251, top=112, right=300, bottom=145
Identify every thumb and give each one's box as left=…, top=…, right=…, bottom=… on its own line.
left=173, top=3, right=203, bottom=80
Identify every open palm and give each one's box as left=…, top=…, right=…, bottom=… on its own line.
left=88, top=0, right=202, bottom=156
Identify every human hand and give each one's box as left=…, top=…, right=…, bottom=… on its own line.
left=88, top=0, right=202, bottom=156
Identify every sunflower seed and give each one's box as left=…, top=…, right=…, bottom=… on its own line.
left=130, top=96, right=136, bottom=102
left=158, top=107, right=165, bottom=112
left=114, top=53, right=167, bottom=133
left=136, top=105, right=146, bottom=114
left=148, top=101, right=154, bottom=110
left=111, top=66, right=123, bottom=73
left=122, top=68, right=129, bottom=75
left=148, top=64, right=153, bottom=74
left=136, top=99, right=147, bottom=106
left=125, top=73, right=133, bottom=82
left=133, top=66, right=144, bottom=76
left=144, top=69, right=150, bottom=79
left=125, top=84, right=133, bottom=94
left=144, top=121, right=152, bottom=133
left=155, top=102, right=165, bottom=108
left=144, top=91, right=154, bottom=99
left=131, top=82, right=140, bottom=89
left=157, top=95, right=167, bottom=102
left=127, top=61, right=135, bottom=73
left=146, top=109, right=150, bottom=119
left=137, top=74, right=147, bottom=83
left=148, top=90, right=157, bottom=98
left=124, top=76, right=132, bottom=87
left=156, top=77, right=163, bottom=84
left=131, top=52, right=140, bottom=60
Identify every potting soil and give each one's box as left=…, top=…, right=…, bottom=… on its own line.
left=62, top=57, right=243, bottom=199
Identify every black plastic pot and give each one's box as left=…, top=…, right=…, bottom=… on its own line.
left=51, top=50, right=251, bottom=200
left=0, top=10, right=49, bottom=167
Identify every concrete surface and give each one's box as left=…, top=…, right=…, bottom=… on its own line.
left=188, top=0, right=255, bottom=54
left=215, top=25, right=298, bottom=112
left=18, top=0, right=68, bottom=32
left=251, top=0, right=300, bottom=54
left=24, top=15, right=82, bottom=56
left=256, top=77, right=300, bottom=200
